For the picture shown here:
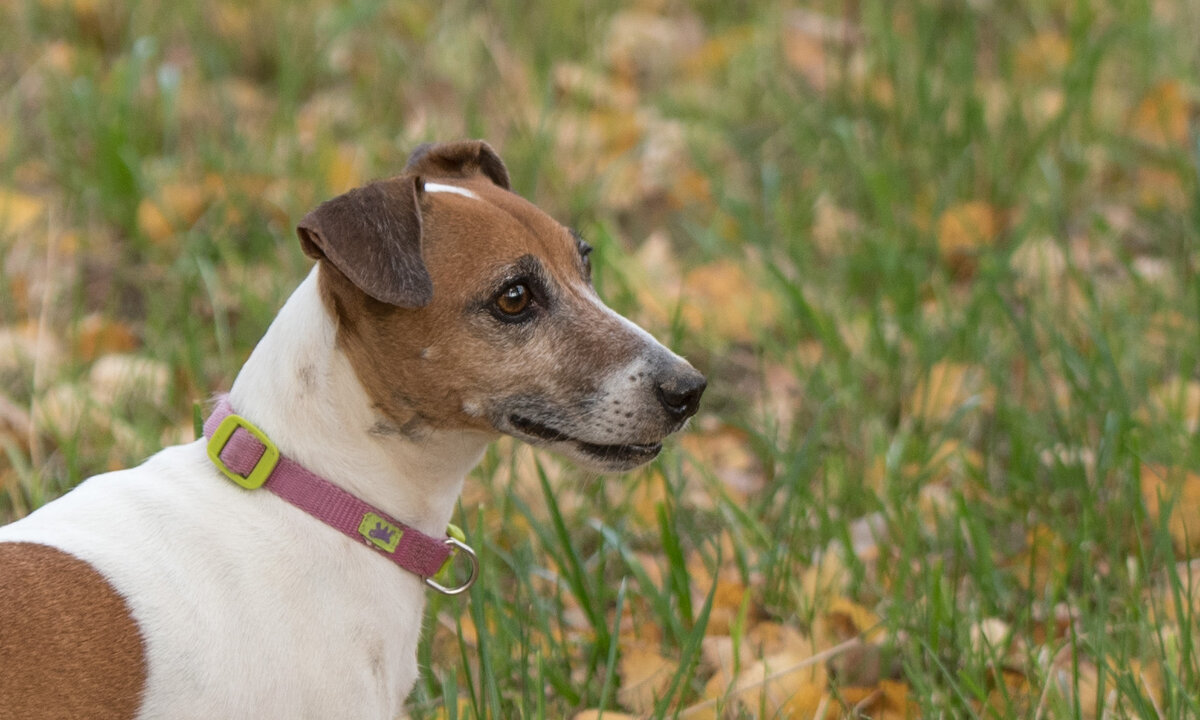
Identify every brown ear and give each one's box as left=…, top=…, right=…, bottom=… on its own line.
left=296, top=175, right=434, bottom=308
left=403, top=140, right=511, bottom=190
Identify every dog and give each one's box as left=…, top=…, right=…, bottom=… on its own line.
left=0, top=140, right=705, bottom=719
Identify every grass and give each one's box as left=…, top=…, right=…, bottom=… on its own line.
left=2, top=0, right=1200, bottom=717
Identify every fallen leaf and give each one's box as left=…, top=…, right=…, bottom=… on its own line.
left=0, top=189, right=46, bottom=236
left=1129, top=79, right=1190, bottom=149
left=74, top=314, right=139, bottom=362
left=1141, top=464, right=1200, bottom=557
left=746, top=621, right=812, bottom=659
left=680, top=259, right=781, bottom=343
left=324, top=143, right=366, bottom=194
left=1014, top=31, right=1071, bottom=82
left=426, top=696, right=473, bottom=720
left=876, top=679, right=917, bottom=719
left=683, top=25, right=755, bottom=79
left=727, top=650, right=826, bottom=718
left=700, top=576, right=750, bottom=636
left=937, top=201, right=1002, bottom=279
left=826, top=597, right=884, bottom=642
left=1008, top=524, right=1070, bottom=597
left=572, top=711, right=638, bottom=720
left=136, top=183, right=210, bottom=246
left=969, top=617, right=1012, bottom=655
left=799, top=549, right=851, bottom=612
left=618, top=642, right=678, bottom=715
left=981, top=666, right=1032, bottom=718
left=0, top=393, right=32, bottom=452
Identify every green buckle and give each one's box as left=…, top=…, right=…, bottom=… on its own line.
left=207, top=414, right=280, bottom=490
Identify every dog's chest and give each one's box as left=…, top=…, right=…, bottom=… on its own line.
left=0, top=441, right=427, bottom=718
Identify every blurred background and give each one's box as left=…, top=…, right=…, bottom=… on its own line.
left=1, top=0, right=1199, bottom=717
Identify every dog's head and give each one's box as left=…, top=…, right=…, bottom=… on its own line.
left=297, top=140, right=705, bottom=472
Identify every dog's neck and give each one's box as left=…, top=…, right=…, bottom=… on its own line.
left=227, top=267, right=490, bottom=537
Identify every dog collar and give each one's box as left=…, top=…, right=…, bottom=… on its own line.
left=202, top=396, right=477, bottom=596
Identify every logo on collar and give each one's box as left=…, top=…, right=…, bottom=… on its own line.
left=359, top=513, right=403, bottom=553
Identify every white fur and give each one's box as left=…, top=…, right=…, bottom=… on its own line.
left=0, top=268, right=490, bottom=718
left=423, top=182, right=478, bottom=200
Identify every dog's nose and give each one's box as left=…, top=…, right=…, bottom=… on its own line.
left=656, top=367, right=707, bottom=422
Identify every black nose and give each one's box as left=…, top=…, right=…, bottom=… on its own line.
left=656, top=367, right=707, bottom=422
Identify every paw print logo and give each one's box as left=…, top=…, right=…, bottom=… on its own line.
left=368, top=522, right=395, bottom=545
left=358, top=513, right=403, bottom=552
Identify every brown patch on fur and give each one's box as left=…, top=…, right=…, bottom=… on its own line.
left=0, top=542, right=147, bottom=718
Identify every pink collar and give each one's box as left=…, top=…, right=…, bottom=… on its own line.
left=203, top=396, right=476, bottom=595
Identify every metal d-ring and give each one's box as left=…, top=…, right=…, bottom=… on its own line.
left=424, top=536, right=478, bottom=596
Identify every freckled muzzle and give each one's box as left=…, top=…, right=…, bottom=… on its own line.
left=496, top=348, right=706, bottom=472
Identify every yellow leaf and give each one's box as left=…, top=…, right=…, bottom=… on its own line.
left=826, top=597, right=883, bottom=641
left=746, top=621, right=811, bottom=659
left=1129, top=80, right=1190, bottom=148
left=572, top=712, right=638, bottom=720
left=1014, top=31, right=1071, bottom=81
left=683, top=26, right=755, bottom=79
left=728, top=650, right=826, bottom=717
left=136, top=200, right=172, bottom=244
left=702, top=576, right=750, bottom=636
left=428, top=696, right=473, bottom=720
left=877, top=679, right=917, bottom=719
left=680, top=259, right=781, bottom=343
left=618, top=642, right=677, bottom=715
left=74, top=314, right=139, bottom=362
left=136, top=183, right=211, bottom=245
left=0, top=190, right=45, bottom=235
left=981, top=667, right=1032, bottom=718
left=1141, top=464, right=1200, bottom=557
left=324, top=144, right=365, bottom=194
left=936, top=201, right=1001, bottom=278
left=799, top=550, right=850, bottom=611
left=1136, top=164, right=1188, bottom=211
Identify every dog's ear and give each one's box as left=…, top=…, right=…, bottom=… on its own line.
left=297, top=175, right=434, bottom=308
left=403, top=140, right=511, bottom=190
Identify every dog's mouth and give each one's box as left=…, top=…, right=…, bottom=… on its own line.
left=508, top=415, right=663, bottom=465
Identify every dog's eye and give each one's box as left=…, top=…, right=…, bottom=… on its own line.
left=495, top=283, right=531, bottom=317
